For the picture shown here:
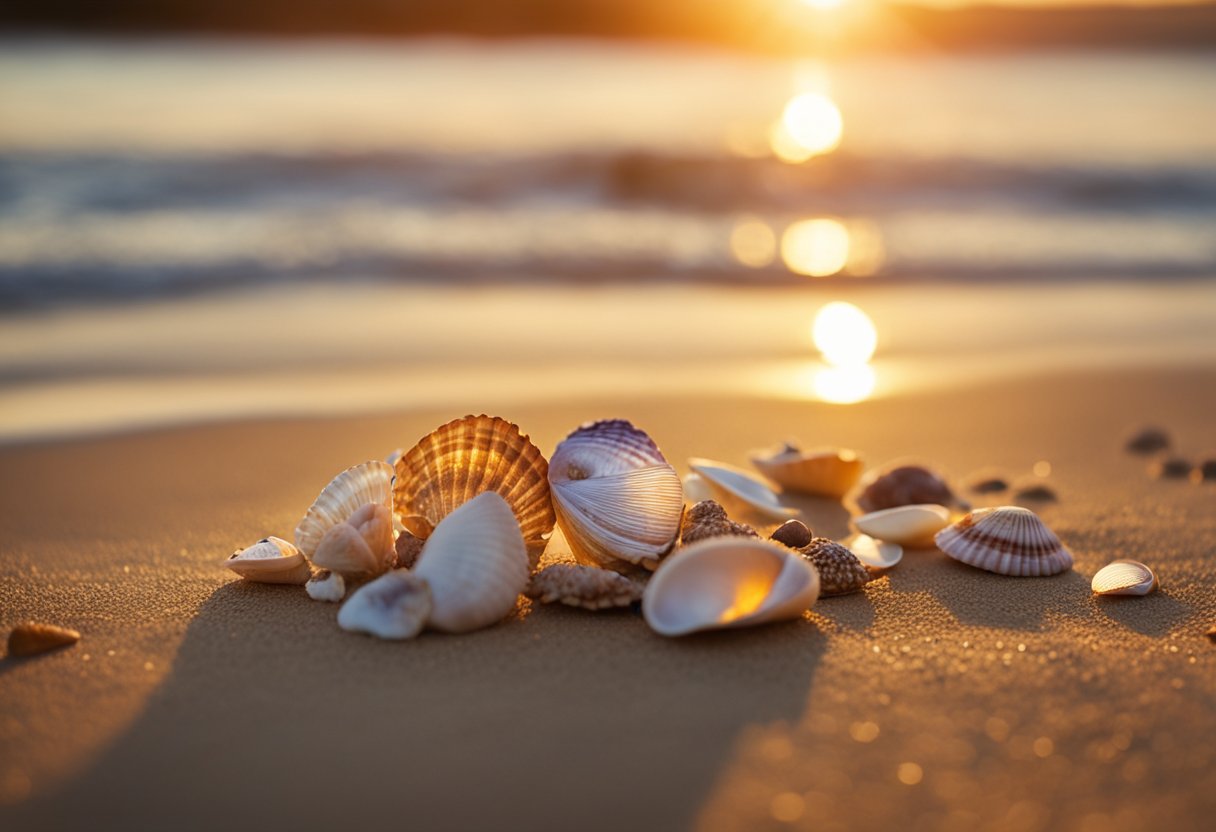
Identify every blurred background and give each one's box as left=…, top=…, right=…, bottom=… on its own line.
left=1, top=1, right=1214, bottom=440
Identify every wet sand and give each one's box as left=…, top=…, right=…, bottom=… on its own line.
left=1, top=366, right=1214, bottom=832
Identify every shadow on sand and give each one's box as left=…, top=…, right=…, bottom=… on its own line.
left=5, top=581, right=826, bottom=832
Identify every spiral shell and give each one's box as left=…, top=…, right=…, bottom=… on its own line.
left=548, top=420, right=684, bottom=577
left=295, top=461, right=395, bottom=577
left=394, top=415, right=554, bottom=569
left=934, top=506, right=1073, bottom=577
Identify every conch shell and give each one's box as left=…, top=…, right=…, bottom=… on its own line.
left=642, top=538, right=819, bottom=637
left=548, top=420, right=684, bottom=577
left=688, top=458, right=798, bottom=522
left=295, top=461, right=395, bottom=578
left=394, top=415, right=555, bottom=569
left=225, top=536, right=312, bottom=585
left=934, top=506, right=1073, bottom=577
left=750, top=443, right=864, bottom=499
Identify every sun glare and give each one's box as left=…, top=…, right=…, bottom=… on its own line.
left=778, top=92, right=843, bottom=158
left=781, top=218, right=850, bottom=277
left=812, top=301, right=877, bottom=366
left=813, top=363, right=876, bottom=405
left=730, top=217, right=777, bottom=268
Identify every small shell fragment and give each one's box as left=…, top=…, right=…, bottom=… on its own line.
left=750, top=444, right=864, bottom=499
left=337, top=570, right=433, bottom=640
left=225, top=537, right=312, bottom=585
left=854, top=504, right=950, bottom=548
left=688, top=458, right=798, bottom=521
left=526, top=564, right=645, bottom=610
left=680, top=500, right=759, bottom=546
left=1091, top=560, right=1158, bottom=596
left=682, top=473, right=713, bottom=503
left=7, top=622, right=81, bottom=657
left=770, top=519, right=812, bottom=549
left=798, top=537, right=874, bottom=597
left=846, top=534, right=903, bottom=570
left=1125, top=426, right=1171, bottom=454
left=305, top=569, right=346, bottom=603
left=394, top=530, right=425, bottom=570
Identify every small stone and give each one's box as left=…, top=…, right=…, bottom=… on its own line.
left=1190, top=458, right=1216, bottom=484
left=7, top=622, right=80, bottom=657
left=798, top=538, right=873, bottom=597
left=1125, top=426, right=1171, bottom=454
left=1014, top=482, right=1058, bottom=502
left=680, top=500, right=759, bottom=545
left=1152, top=458, right=1193, bottom=480
left=394, top=531, right=425, bottom=569
left=770, top=519, right=812, bottom=549
left=969, top=477, right=1009, bottom=495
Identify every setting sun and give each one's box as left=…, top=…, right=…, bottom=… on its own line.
left=799, top=0, right=847, bottom=10
left=812, top=301, right=878, bottom=366
left=779, top=92, right=843, bottom=158
left=781, top=218, right=850, bottom=277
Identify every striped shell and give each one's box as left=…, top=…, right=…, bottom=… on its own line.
left=642, top=538, right=819, bottom=637
left=751, top=444, right=864, bottom=499
left=934, top=506, right=1073, bottom=577
left=549, top=420, right=684, bottom=577
left=1091, top=560, right=1158, bottom=596
left=394, top=415, right=555, bottom=569
left=295, top=460, right=395, bottom=574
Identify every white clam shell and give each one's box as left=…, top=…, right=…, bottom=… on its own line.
left=845, top=534, right=904, bottom=570
left=305, top=569, right=346, bottom=602
left=549, top=420, right=684, bottom=576
left=854, top=504, right=950, bottom=548
left=295, top=460, right=395, bottom=576
left=935, top=506, right=1073, bottom=577
left=1092, top=560, right=1158, bottom=596
left=413, top=492, right=530, bottom=633
left=682, top=473, right=713, bottom=503
left=225, top=537, right=312, bottom=584
left=750, top=445, right=864, bottom=499
left=688, top=458, right=798, bottom=522
left=337, top=569, right=432, bottom=639
left=643, top=538, right=819, bottom=637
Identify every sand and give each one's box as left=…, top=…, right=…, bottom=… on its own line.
left=1, top=366, right=1214, bottom=832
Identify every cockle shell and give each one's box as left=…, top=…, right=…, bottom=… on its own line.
left=934, top=506, right=1073, bottom=577
left=305, top=569, right=346, bottom=602
left=1092, top=560, right=1158, bottom=596
left=680, top=500, right=759, bottom=546
left=549, top=420, right=684, bottom=577
left=642, top=538, right=819, bottom=637
left=525, top=564, right=645, bottom=610
left=225, top=536, right=312, bottom=585
left=750, top=444, right=864, bottom=499
left=798, top=538, right=874, bottom=596
left=846, top=534, right=903, bottom=570
left=413, top=492, right=530, bottom=633
left=394, top=415, right=555, bottom=569
left=295, top=460, right=395, bottom=578
left=688, top=458, right=798, bottom=522
left=854, top=504, right=950, bottom=548
left=855, top=463, right=967, bottom=514
left=338, top=570, right=433, bottom=640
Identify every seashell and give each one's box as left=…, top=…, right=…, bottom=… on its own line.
left=750, top=443, right=864, bottom=499
left=855, top=463, right=968, bottom=514
left=394, top=415, right=555, bottom=569
left=1193, top=458, right=1216, bottom=484
left=225, top=536, right=312, bottom=585
left=934, top=506, right=1073, bottom=577
left=337, top=569, right=432, bottom=640
left=1207, top=625, right=1216, bottom=644
left=682, top=473, right=713, bottom=503
left=295, top=460, right=395, bottom=577
left=798, top=538, right=874, bottom=596
left=688, top=458, right=798, bottom=521
left=1091, top=560, right=1158, bottom=596
left=1151, top=457, right=1192, bottom=480
left=413, top=492, right=530, bottom=633
left=643, top=538, right=819, bottom=637
left=770, top=518, right=812, bottom=549
left=1013, top=481, right=1058, bottom=502
left=394, top=530, right=425, bottom=570
left=854, top=504, right=950, bottom=548
left=8, top=622, right=80, bottom=657
left=966, top=472, right=1009, bottom=494
left=305, top=569, right=346, bottom=603
left=549, top=420, right=684, bottom=576
left=385, top=447, right=404, bottom=467
left=1125, top=426, right=1171, bottom=454
left=680, top=500, right=759, bottom=546
left=525, top=564, right=645, bottom=610
left=846, top=534, right=903, bottom=570
left=311, top=501, right=395, bottom=578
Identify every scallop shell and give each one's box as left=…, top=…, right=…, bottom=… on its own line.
left=845, top=534, right=903, bottom=570
left=1092, top=560, right=1158, bottom=596
left=750, top=444, right=864, bottom=499
left=525, top=564, right=645, bottom=610
left=295, top=460, right=394, bottom=554
left=413, top=492, right=530, bottom=633
left=337, top=570, right=433, bottom=640
left=854, top=463, right=967, bottom=514
left=394, top=415, right=554, bottom=569
left=305, top=569, right=346, bottom=602
left=642, top=538, right=819, bottom=637
left=854, top=504, right=951, bottom=548
left=225, top=537, right=312, bottom=585
left=934, top=506, right=1073, bottom=577
left=680, top=500, right=759, bottom=546
left=688, top=458, right=798, bottom=522
left=549, top=420, right=684, bottom=577
left=798, top=537, right=874, bottom=596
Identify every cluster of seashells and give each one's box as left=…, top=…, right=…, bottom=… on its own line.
left=225, top=416, right=1159, bottom=642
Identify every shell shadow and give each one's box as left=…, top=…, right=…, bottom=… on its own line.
left=812, top=588, right=878, bottom=631
left=4, top=580, right=826, bottom=832
left=1095, top=591, right=1190, bottom=637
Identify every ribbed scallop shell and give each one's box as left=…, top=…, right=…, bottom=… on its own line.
left=688, top=458, right=798, bottom=522
left=413, top=492, right=530, bottom=633
left=549, top=420, right=684, bottom=577
left=643, top=538, right=819, bottom=637
left=1092, top=560, right=1158, bottom=596
left=934, top=506, right=1073, bottom=577
left=225, top=537, right=312, bottom=585
left=751, top=445, right=864, bottom=499
left=394, top=415, right=554, bottom=569
left=295, top=461, right=394, bottom=557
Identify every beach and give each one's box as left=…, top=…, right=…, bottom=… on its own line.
left=2, top=364, right=1214, bottom=831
